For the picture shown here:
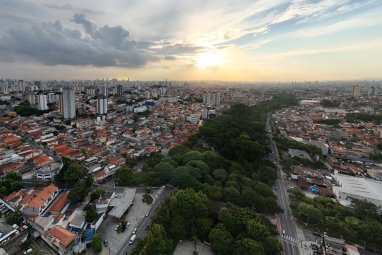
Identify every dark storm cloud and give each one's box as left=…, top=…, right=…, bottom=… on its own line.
left=0, top=14, right=201, bottom=68
left=72, top=13, right=97, bottom=34
left=45, top=3, right=103, bottom=14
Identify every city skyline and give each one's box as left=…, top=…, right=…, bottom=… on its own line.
left=1, top=0, right=382, bottom=81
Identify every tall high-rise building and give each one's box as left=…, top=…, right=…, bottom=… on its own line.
left=145, top=91, right=151, bottom=99
left=59, top=89, right=76, bottom=119
left=47, top=93, right=59, bottom=103
left=37, top=94, right=48, bottom=110
left=352, top=85, right=361, bottom=97
left=369, top=86, right=377, bottom=96
left=99, top=85, right=108, bottom=97
left=26, top=93, right=36, bottom=105
left=117, top=85, right=123, bottom=96
left=211, top=93, right=216, bottom=105
left=206, top=93, right=211, bottom=106
left=18, top=80, right=25, bottom=92
left=97, top=95, right=108, bottom=115
left=0, top=80, right=8, bottom=95
left=216, top=93, right=221, bottom=107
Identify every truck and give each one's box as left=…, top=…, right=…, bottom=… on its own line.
left=129, top=234, right=136, bottom=245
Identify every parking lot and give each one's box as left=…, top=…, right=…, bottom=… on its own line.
left=96, top=191, right=153, bottom=255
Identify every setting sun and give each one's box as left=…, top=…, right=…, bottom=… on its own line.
left=195, top=51, right=223, bottom=69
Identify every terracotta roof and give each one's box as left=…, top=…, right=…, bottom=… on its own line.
left=26, top=184, right=58, bottom=209
left=49, top=192, right=68, bottom=213
left=47, top=226, right=77, bottom=248
left=32, top=155, right=52, bottom=166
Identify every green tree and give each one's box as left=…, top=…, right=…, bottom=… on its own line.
left=209, top=226, right=234, bottom=255
left=20, top=239, right=32, bottom=251
left=351, top=198, right=382, bottom=221
left=143, top=224, right=173, bottom=255
left=68, top=186, right=84, bottom=203
left=6, top=211, right=21, bottom=225
left=63, top=163, right=86, bottom=184
left=236, top=238, right=266, bottom=255
left=154, top=162, right=175, bottom=183
left=91, top=188, right=106, bottom=201
left=116, top=166, right=136, bottom=186
left=92, top=234, right=102, bottom=253
left=212, top=168, right=228, bottom=183
left=297, top=203, right=324, bottom=225
left=85, top=205, right=98, bottom=223
left=196, top=218, right=214, bottom=241
left=246, top=219, right=269, bottom=242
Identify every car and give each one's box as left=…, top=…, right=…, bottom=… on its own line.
left=23, top=249, right=33, bottom=254
left=115, top=224, right=119, bottom=231
left=282, top=230, right=285, bottom=235
left=103, top=239, right=109, bottom=246
left=129, top=234, right=136, bottom=245
left=132, top=227, right=137, bottom=234
left=313, top=232, right=322, bottom=237
left=126, top=222, right=130, bottom=228
left=145, top=212, right=150, bottom=217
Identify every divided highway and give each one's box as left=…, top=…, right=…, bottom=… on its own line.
left=267, top=113, right=300, bottom=255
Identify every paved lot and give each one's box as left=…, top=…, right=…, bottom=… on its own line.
left=173, top=241, right=214, bottom=255
left=96, top=192, right=152, bottom=255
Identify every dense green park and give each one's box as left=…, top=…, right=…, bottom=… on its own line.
left=123, top=94, right=298, bottom=254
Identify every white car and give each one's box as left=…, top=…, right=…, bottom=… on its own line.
left=115, top=224, right=119, bottom=231
left=126, top=222, right=130, bottom=228
left=132, top=227, right=137, bottom=234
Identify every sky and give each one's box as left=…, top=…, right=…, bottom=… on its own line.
left=1, top=0, right=382, bottom=81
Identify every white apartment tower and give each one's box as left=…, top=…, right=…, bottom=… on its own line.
left=59, top=89, right=76, bottom=119
left=0, top=81, right=8, bottom=95
left=97, top=95, right=108, bottom=115
left=99, top=85, right=108, bottom=97
left=37, top=94, right=48, bottom=110
left=216, top=93, right=221, bottom=106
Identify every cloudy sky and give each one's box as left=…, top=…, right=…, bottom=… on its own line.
left=1, top=0, right=381, bottom=81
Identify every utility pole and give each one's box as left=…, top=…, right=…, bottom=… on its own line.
left=322, top=232, right=327, bottom=255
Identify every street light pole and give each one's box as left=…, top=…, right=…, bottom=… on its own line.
left=322, top=232, right=327, bottom=255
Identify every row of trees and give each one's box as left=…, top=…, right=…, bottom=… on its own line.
left=313, top=119, right=341, bottom=126
left=274, top=135, right=322, bottom=157
left=320, top=99, right=341, bottom=108
left=14, top=101, right=52, bottom=117
left=345, top=113, right=382, bottom=124
left=124, top=94, right=299, bottom=254
left=289, top=188, right=382, bottom=251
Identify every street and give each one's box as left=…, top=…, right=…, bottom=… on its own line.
left=267, top=113, right=300, bottom=255
left=117, top=186, right=172, bottom=255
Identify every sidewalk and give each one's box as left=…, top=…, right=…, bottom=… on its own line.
left=299, top=240, right=318, bottom=255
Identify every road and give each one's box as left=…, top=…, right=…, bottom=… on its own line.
left=117, top=186, right=172, bottom=255
left=267, top=113, right=300, bottom=255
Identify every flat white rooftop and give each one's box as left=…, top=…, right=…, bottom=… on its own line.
left=333, top=174, right=382, bottom=206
